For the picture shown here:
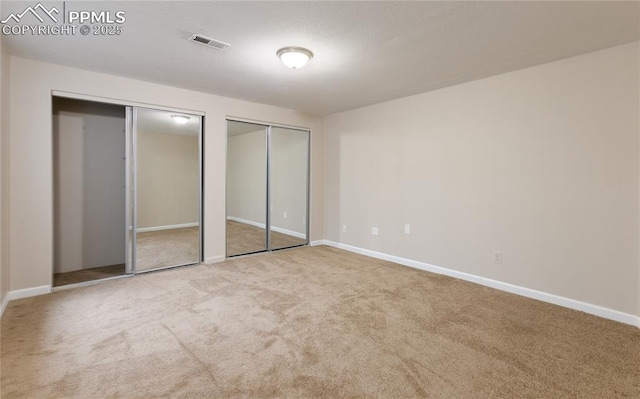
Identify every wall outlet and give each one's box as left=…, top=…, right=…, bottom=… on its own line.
left=342, top=225, right=347, bottom=233
left=302, top=217, right=306, bottom=225
left=493, top=250, right=503, bottom=264
left=404, top=224, right=411, bottom=234
left=283, top=211, right=287, bottom=218
left=372, top=227, right=379, bottom=236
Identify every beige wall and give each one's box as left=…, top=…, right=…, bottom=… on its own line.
left=227, top=130, right=267, bottom=225
left=325, top=42, right=640, bottom=317
left=53, top=99, right=126, bottom=272
left=0, top=21, right=9, bottom=306
left=7, top=55, right=324, bottom=292
left=137, top=130, right=199, bottom=229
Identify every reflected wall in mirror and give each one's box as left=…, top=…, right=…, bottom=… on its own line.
left=226, top=120, right=310, bottom=257
left=134, top=108, right=201, bottom=271
left=226, top=121, right=268, bottom=256
left=270, top=127, right=309, bottom=250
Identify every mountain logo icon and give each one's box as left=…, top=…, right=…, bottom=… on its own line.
left=1, top=3, right=60, bottom=24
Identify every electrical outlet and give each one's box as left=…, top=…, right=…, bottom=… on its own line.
left=342, top=225, right=347, bottom=233
left=283, top=211, right=287, bottom=218
left=372, top=227, right=379, bottom=236
left=404, top=224, right=411, bottom=234
left=492, top=250, right=503, bottom=264
left=302, top=217, right=306, bottom=225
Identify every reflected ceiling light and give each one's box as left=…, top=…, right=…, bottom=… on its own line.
left=277, top=46, right=314, bottom=69
left=171, top=115, right=190, bottom=124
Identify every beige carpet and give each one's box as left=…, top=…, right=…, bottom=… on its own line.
left=136, top=227, right=200, bottom=271
left=53, top=264, right=126, bottom=287
left=227, top=220, right=307, bottom=257
left=53, top=227, right=200, bottom=285
left=2, top=246, right=639, bottom=398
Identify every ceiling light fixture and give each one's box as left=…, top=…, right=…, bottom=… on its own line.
left=277, top=46, right=314, bottom=69
left=171, top=115, right=190, bottom=124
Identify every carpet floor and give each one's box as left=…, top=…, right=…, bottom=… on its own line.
left=2, top=246, right=639, bottom=398
left=53, top=264, right=126, bottom=287
left=136, top=227, right=200, bottom=271
left=54, top=222, right=304, bottom=286
left=53, top=227, right=201, bottom=286
left=227, top=220, right=307, bottom=257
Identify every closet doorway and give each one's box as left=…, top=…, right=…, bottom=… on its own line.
left=52, top=97, right=203, bottom=287
left=53, top=98, right=127, bottom=285
left=226, top=120, right=309, bottom=257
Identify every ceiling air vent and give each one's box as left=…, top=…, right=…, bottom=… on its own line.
left=188, top=34, right=230, bottom=50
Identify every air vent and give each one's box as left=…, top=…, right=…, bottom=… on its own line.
left=188, top=34, right=230, bottom=50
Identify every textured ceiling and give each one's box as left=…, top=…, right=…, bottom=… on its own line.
left=2, top=1, right=639, bottom=115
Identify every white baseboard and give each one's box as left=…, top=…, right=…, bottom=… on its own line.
left=227, top=216, right=306, bottom=239
left=227, top=216, right=264, bottom=229
left=0, top=293, right=9, bottom=318
left=8, top=285, right=52, bottom=301
left=320, top=240, right=640, bottom=328
left=205, top=256, right=226, bottom=265
left=137, top=222, right=198, bottom=233
left=310, top=240, right=326, bottom=246
left=271, top=226, right=306, bottom=239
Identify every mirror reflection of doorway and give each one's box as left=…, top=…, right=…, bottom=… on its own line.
left=52, top=97, right=203, bottom=287
left=226, top=120, right=309, bottom=257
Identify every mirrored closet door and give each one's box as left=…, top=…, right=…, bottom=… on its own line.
left=53, top=98, right=203, bottom=287
left=226, top=121, right=268, bottom=256
left=226, top=120, right=309, bottom=257
left=269, top=127, right=309, bottom=250
left=130, top=107, right=203, bottom=272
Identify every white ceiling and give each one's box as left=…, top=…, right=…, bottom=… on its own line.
left=3, top=1, right=639, bottom=116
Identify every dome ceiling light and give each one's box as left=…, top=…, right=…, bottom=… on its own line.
left=171, top=115, right=191, bottom=124
left=277, top=46, right=314, bottom=69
